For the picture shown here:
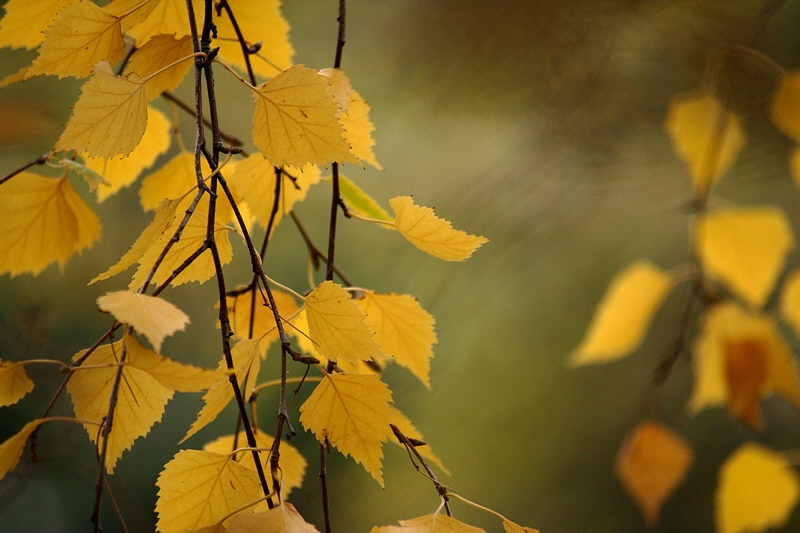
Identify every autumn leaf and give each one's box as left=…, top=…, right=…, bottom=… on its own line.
left=716, top=443, right=800, bottom=533
left=26, top=0, right=125, bottom=79
left=615, top=420, right=694, bottom=526
left=570, top=261, right=674, bottom=365
left=696, top=206, right=793, bottom=309
left=223, top=503, right=318, bottom=533
left=54, top=158, right=109, bottom=191
left=155, top=449, right=263, bottom=533
left=299, top=373, right=393, bottom=486
left=0, top=0, right=75, bottom=50
left=0, top=420, right=45, bottom=481
left=389, top=196, right=487, bottom=261
left=225, top=288, right=299, bottom=343
left=124, top=334, right=219, bottom=392
left=502, top=521, right=540, bottom=533
left=127, top=34, right=193, bottom=99
left=341, top=89, right=381, bottom=169
left=373, top=513, right=485, bottom=532
left=665, top=91, right=744, bottom=195
left=0, top=172, right=101, bottom=277
left=356, top=291, right=437, bottom=388
left=56, top=62, right=148, bottom=158
left=771, top=71, right=800, bottom=143
left=203, top=429, right=306, bottom=498
left=103, top=0, right=159, bottom=33
left=251, top=65, right=357, bottom=167
left=125, top=0, right=189, bottom=45
left=83, top=105, right=172, bottom=202
left=336, top=175, right=393, bottom=224
left=0, top=360, right=35, bottom=407
left=97, top=291, right=189, bottom=352
left=303, top=280, right=382, bottom=363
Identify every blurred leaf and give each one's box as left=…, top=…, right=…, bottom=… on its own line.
left=372, top=513, right=485, bottom=532
left=0, top=420, right=44, bottom=481
left=771, top=71, right=800, bottom=143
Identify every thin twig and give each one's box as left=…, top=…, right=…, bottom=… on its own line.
left=390, top=424, right=452, bottom=517
left=0, top=152, right=51, bottom=187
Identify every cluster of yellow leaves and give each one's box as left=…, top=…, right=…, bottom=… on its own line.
left=571, top=84, right=800, bottom=531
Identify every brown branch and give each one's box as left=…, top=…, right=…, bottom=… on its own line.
left=391, top=424, right=453, bottom=517
left=0, top=152, right=51, bottom=187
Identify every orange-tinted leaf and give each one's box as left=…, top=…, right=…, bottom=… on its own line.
left=390, top=196, right=487, bottom=261
left=127, top=34, right=193, bottom=99
left=303, top=280, right=382, bottom=363
left=155, top=449, right=263, bottom=533
left=97, top=291, right=189, bottom=352
left=696, top=206, right=793, bottom=309
left=373, top=513, right=485, bottom=532
left=716, top=443, right=800, bottom=533
left=251, top=66, right=357, bottom=167
left=0, top=361, right=34, bottom=407
left=615, top=420, right=694, bottom=526
left=0, top=173, right=101, bottom=277
left=571, top=261, right=673, bottom=365
left=0, top=420, right=44, bottom=481
left=665, top=92, right=744, bottom=195
left=0, top=0, right=76, bottom=50
left=27, top=0, right=125, bottom=79
left=56, top=62, right=148, bottom=158
left=299, top=373, right=393, bottom=486
left=771, top=71, right=800, bottom=143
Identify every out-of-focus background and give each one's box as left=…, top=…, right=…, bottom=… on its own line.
left=3, top=1, right=800, bottom=531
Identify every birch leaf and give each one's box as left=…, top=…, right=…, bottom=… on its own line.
left=716, top=443, right=800, bottom=533
left=56, top=62, right=148, bottom=158
left=303, top=280, right=382, bottom=363
left=373, top=514, right=485, bottom=532
left=97, top=291, right=189, bottom=352
left=696, top=207, right=793, bottom=309
left=27, top=0, right=125, bottom=79
left=299, top=373, right=393, bottom=486
left=127, top=34, right=193, bottom=99
left=125, top=0, right=189, bottom=45
left=341, top=89, right=381, bottom=169
left=225, top=288, right=299, bottom=343
left=0, top=173, right=101, bottom=277
left=390, top=196, right=487, bottom=261
left=0, top=0, right=76, bottom=50
left=223, top=503, right=318, bottom=533
left=502, top=521, right=540, bottom=533
left=251, top=65, right=357, bottom=167
left=124, top=334, right=219, bottom=393
left=0, top=361, right=35, bottom=407
left=0, top=420, right=45, bottom=482
left=336, top=175, right=393, bottom=224
left=155, top=449, right=263, bottom=533
left=571, top=261, right=674, bottom=365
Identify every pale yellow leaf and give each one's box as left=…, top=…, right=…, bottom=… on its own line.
left=571, top=261, right=674, bottom=365
left=615, top=420, right=694, bottom=526
left=104, top=0, right=159, bottom=33
left=182, top=337, right=264, bottom=443
left=299, top=373, right=393, bottom=486
left=696, top=206, right=793, bottom=309
left=0, top=173, right=101, bottom=277
left=341, top=90, right=381, bottom=169
left=502, top=521, right=539, bottom=533
left=128, top=34, right=193, bottom=99
left=125, top=334, right=219, bottom=392
left=0, top=0, right=76, bottom=50
left=251, top=65, right=357, bottom=167
left=224, top=503, right=318, bottom=533
left=390, top=196, right=487, bottom=261
left=26, top=0, right=125, bottom=79
left=284, top=308, right=368, bottom=374
left=84, top=105, right=172, bottom=202
left=203, top=429, right=306, bottom=498
left=225, top=288, right=299, bottom=343
left=97, top=291, right=188, bottom=352
left=716, top=443, right=800, bottom=533
left=303, top=280, right=382, bottom=363
left=90, top=197, right=182, bottom=284
left=67, top=339, right=174, bottom=473
left=388, top=405, right=449, bottom=475
left=155, top=449, right=263, bottom=533
left=665, top=92, right=744, bottom=195
left=357, top=291, right=436, bottom=388
left=0, top=361, right=35, bottom=407
left=336, top=175, right=392, bottom=224
left=771, top=71, right=800, bottom=143
left=125, top=0, right=189, bottom=45
left=56, top=62, right=148, bottom=158
left=0, top=420, right=44, bottom=481
left=373, top=514, right=485, bottom=532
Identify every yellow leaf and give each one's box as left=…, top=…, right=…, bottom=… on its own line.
left=84, top=105, right=172, bottom=202
left=0, top=360, right=35, bottom=407
left=570, top=261, right=673, bottom=365
left=56, top=62, right=148, bottom=158
left=389, top=196, right=487, bottom=261
left=203, top=429, right=306, bottom=498
left=299, top=373, right=393, bottom=486
left=124, top=334, right=219, bottom=392
left=0, top=65, right=30, bottom=89
left=129, top=210, right=235, bottom=289
left=373, top=514, right=485, bottom=532
left=155, top=449, right=263, bottom=533
left=0, top=0, right=76, bottom=50
left=0, top=173, right=101, bottom=277
left=251, top=65, right=357, bottom=168
left=90, top=197, right=183, bottom=284
left=104, top=0, right=159, bottom=33
left=357, top=291, right=437, bottom=388
left=182, top=337, right=263, bottom=443
left=97, top=291, right=189, bottom=352
left=502, top=521, right=539, bottom=533
left=696, top=206, right=793, bottom=309
left=54, top=158, right=110, bottom=192
left=388, top=406, right=449, bottom=475
left=67, top=338, right=174, bottom=473
left=303, top=280, right=382, bottom=363
left=771, top=71, right=800, bottom=143
left=341, top=89, right=381, bottom=169
left=0, top=420, right=44, bottom=482
left=615, top=420, right=694, bottom=526
left=223, top=502, right=318, bottom=533
left=716, top=443, right=800, bottom=533
left=26, top=0, right=125, bottom=79
left=336, top=175, right=393, bottom=224
left=780, top=268, right=800, bottom=337
left=125, top=0, right=189, bottom=45
left=665, top=92, right=744, bottom=195
left=127, top=34, right=193, bottom=99
left=689, top=302, right=800, bottom=428
left=225, top=288, right=299, bottom=343
left=230, top=156, right=321, bottom=234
